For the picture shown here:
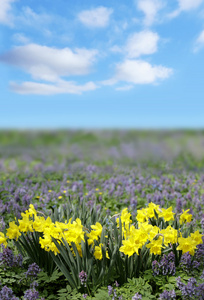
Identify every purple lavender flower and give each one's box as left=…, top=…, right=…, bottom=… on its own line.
left=0, top=246, right=14, bottom=267
left=177, top=276, right=197, bottom=299
left=180, top=252, right=193, bottom=273
left=108, top=285, right=113, bottom=296
left=0, top=286, right=19, bottom=300
left=158, top=289, right=176, bottom=300
left=23, top=287, right=39, bottom=300
left=152, top=260, right=160, bottom=276
left=115, top=281, right=119, bottom=287
left=25, top=263, right=41, bottom=279
left=0, top=246, right=23, bottom=268
left=132, top=292, right=142, bottom=300
left=196, top=283, right=204, bottom=299
left=201, top=218, right=204, bottom=233
left=176, top=198, right=182, bottom=213
left=79, top=270, right=87, bottom=287
left=14, top=253, right=23, bottom=267
left=152, top=252, right=175, bottom=276
left=194, top=238, right=204, bottom=268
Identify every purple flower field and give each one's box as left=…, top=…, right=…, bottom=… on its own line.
left=0, top=130, right=204, bottom=299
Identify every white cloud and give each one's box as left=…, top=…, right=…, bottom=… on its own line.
left=10, top=80, right=98, bottom=95
left=178, top=0, right=203, bottom=11
left=78, top=6, right=113, bottom=28
left=169, top=0, right=203, bottom=18
left=17, top=6, right=54, bottom=27
left=115, top=60, right=172, bottom=84
left=194, top=29, right=204, bottom=52
left=0, top=44, right=98, bottom=81
left=104, top=59, right=172, bottom=85
left=12, top=33, right=30, bottom=44
left=125, top=31, right=159, bottom=58
left=137, top=0, right=164, bottom=26
left=0, top=0, right=16, bottom=25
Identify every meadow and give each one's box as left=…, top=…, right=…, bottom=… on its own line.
left=0, top=130, right=204, bottom=300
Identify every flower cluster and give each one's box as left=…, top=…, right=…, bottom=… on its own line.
left=132, top=292, right=142, bottom=300
left=0, top=245, right=22, bottom=268
left=118, top=203, right=202, bottom=257
left=158, top=289, right=176, bottom=300
left=176, top=276, right=204, bottom=299
left=152, top=252, right=176, bottom=276
left=180, top=252, right=200, bottom=274
left=1, top=202, right=203, bottom=275
left=79, top=270, right=88, bottom=287
left=0, top=286, right=19, bottom=300
left=107, top=285, right=122, bottom=300
left=25, top=263, right=41, bottom=279
left=23, top=287, right=39, bottom=300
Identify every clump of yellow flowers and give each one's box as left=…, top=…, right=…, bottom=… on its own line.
left=0, top=203, right=203, bottom=262
left=119, top=203, right=202, bottom=257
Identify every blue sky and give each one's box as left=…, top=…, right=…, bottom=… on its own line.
left=1, top=0, right=204, bottom=129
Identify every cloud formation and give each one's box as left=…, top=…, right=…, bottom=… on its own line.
left=137, top=0, right=163, bottom=26
left=178, top=0, right=203, bottom=11
left=10, top=80, right=98, bottom=95
left=102, top=60, right=172, bottom=86
left=169, top=0, right=204, bottom=18
left=0, top=0, right=16, bottom=25
left=0, top=44, right=98, bottom=81
left=194, top=30, right=204, bottom=52
left=17, top=6, right=54, bottom=28
left=78, top=6, right=113, bottom=28
left=0, top=43, right=98, bottom=95
left=115, top=59, right=172, bottom=84
left=125, top=31, right=159, bottom=58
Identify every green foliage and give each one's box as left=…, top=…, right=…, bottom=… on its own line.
left=116, top=277, right=155, bottom=299
left=57, top=286, right=86, bottom=300
left=36, top=269, right=68, bottom=299
left=15, top=231, right=56, bottom=275
left=0, top=256, right=33, bottom=297
left=50, top=196, right=107, bottom=228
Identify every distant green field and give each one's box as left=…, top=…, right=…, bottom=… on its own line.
left=1, top=129, right=204, bottom=171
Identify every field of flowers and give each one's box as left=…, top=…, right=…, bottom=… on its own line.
left=0, top=130, right=204, bottom=300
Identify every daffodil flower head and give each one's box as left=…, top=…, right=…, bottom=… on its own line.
left=146, top=235, right=164, bottom=255
left=177, top=236, right=197, bottom=255
left=161, top=207, right=175, bottom=222
left=190, top=231, right=203, bottom=246
left=180, top=209, right=192, bottom=225
left=0, top=232, right=7, bottom=247
left=94, top=243, right=109, bottom=260
left=6, top=221, right=21, bottom=240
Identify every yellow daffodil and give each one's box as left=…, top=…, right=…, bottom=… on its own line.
left=136, top=208, right=147, bottom=223
left=0, top=232, right=7, bottom=247
left=18, top=216, right=33, bottom=233
left=160, top=226, right=178, bottom=246
left=146, top=203, right=161, bottom=219
left=180, top=209, right=192, bottom=224
left=6, top=222, right=21, bottom=240
left=94, top=244, right=109, bottom=260
left=87, top=222, right=103, bottom=245
left=117, top=208, right=132, bottom=227
left=146, top=236, right=164, bottom=255
left=148, top=226, right=160, bottom=241
left=177, top=236, right=197, bottom=255
left=190, top=231, right=203, bottom=245
left=161, top=207, right=175, bottom=222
